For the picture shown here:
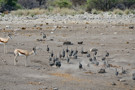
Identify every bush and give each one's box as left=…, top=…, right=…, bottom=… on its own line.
left=0, top=0, right=21, bottom=12
left=87, top=0, right=104, bottom=11
left=86, top=0, right=135, bottom=11
left=47, top=6, right=54, bottom=11
left=124, top=9, right=130, bottom=14
left=49, top=7, right=83, bottom=15
left=130, top=10, right=135, bottom=14
left=0, top=0, right=5, bottom=5
left=54, top=0, right=72, bottom=8
left=113, top=9, right=123, bottom=15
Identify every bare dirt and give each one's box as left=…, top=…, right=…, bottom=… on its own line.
left=0, top=19, right=135, bottom=90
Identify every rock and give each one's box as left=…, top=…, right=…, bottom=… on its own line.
left=98, top=69, right=106, bottom=73
left=100, top=33, right=104, bottom=35
left=111, top=82, right=116, bottom=86
left=53, top=87, right=58, bottom=90
left=114, top=32, right=117, bottom=35
left=100, top=44, right=105, bottom=46
left=6, top=25, right=10, bottom=28
left=51, top=32, right=54, bottom=33
left=119, top=79, right=126, bottom=82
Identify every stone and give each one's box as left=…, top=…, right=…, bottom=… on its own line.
left=98, top=69, right=106, bottom=73
left=53, top=87, right=58, bottom=90
left=119, top=79, right=126, bottom=82
left=111, top=82, right=116, bottom=86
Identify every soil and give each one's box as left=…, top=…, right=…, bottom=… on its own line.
left=0, top=19, right=135, bottom=90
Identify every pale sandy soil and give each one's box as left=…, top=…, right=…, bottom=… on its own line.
left=0, top=17, right=135, bottom=90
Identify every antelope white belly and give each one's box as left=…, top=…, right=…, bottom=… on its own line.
left=18, top=52, right=25, bottom=56
left=0, top=42, right=4, bottom=44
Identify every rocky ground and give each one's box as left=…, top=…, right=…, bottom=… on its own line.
left=0, top=13, right=135, bottom=90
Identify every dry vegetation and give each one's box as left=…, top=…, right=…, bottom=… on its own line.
left=11, top=8, right=84, bottom=16
left=10, top=8, right=135, bottom=17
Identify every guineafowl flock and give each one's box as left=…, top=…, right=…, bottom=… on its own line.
left=46, top=44, right=128, bottom=78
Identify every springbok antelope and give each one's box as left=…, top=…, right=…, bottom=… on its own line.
left=0, top=34, right=12, bottom=54
left=14, top=47, right=36, bottom=67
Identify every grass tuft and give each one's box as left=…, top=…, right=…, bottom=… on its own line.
left=91, top=9, right=102, bottom=14
left=113, top=9, right=123, bottom=15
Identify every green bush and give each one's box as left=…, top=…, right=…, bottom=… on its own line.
left=0, top=0, right=5, bottom=5
left=0, top=0, right=21, bottom=12
left=86, top=0, right=106, bottom=11
left=54, top=0, right=72, bottom=8
left=86, top=0, right=130, bottom=11
left=48, top=6, right=54, bottom=11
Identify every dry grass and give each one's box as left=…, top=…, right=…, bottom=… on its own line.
left=10, top=8, right=135, bottom=17
left=124, top=9, right=131, bottom=15
left=11, top=8, right=47, bottom=16
left=113, top=9, right=135, bottom=15
left=11, top=8, right=84, bottom=16
left=91, top=9, right=103, bottom=14
left=113, top=9, right=124, bottom=15
left=49, top=7, right=84, bottom=15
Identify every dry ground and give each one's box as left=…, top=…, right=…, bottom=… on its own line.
left=0, top=21, right=135, bottom=90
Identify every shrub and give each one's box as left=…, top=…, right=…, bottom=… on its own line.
left=86, top=0, right=131, bottom=11
left=113, top=9, right=123, bottom=15
left=50, top=7, right=81, bottom=15
left=0, top=0, right=21, bottom=12
left=47, top=6, right=54, bottom=11
left=130, top=10, right=135, bottom=14
left=0, top=0, right=5, bottom=5
left=86, top=0, right=111, bottom=11
left=124, top=9, right=130, bottom=15
left=54, top=0, right=72, bottom=8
